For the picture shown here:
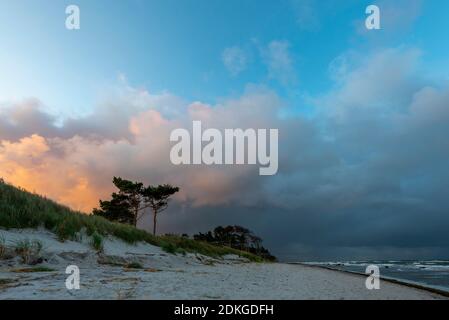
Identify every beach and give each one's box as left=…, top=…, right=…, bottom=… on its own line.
left=0, top=228, right=446, bottom=300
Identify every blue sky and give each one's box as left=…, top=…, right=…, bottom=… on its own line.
left=1, top=0, right=448, bottom=118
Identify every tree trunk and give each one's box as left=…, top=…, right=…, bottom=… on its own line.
left=153, top=210, right=157, bottom=235
left=134, top=207, right=138, bottom=228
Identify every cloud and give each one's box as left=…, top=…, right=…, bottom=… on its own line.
left=323, top=48, right=422, bottom=116
left=1, top=47, right=449, bottom=260
left=291, top=0, right=321, bottom=31
left=0, top=99, right=59, bottom=141
left=222, top=46, right=248, bottom=76
left=262, top=40, right=297, bottom=86
left=0, top=85, right=289, bottom=212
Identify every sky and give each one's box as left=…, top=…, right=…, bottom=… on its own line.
left=1, top=0, right=449, bottom=261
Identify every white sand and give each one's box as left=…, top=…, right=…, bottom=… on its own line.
left=0, top=228, right=446, bottom=300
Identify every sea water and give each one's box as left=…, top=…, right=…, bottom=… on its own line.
left=302, top=260, right=449, bottom=292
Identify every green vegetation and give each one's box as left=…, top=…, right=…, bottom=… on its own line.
left=14, top=239, right=43, bottom=264
left=194, top=226, right=277, bottom=261
left=90, top=232, right=104, bottom=252
left=11, top=266, right=55, bottom=273
left=0, top=233, right=5, bottom=258
left=0, top=278, right=17, bottom=290
left=125, top=261, right=143, bottom=269
left=0, top=180, right=263, bottom=262
left=159, top=234, right=261, bottom=261
left=0, top=278, right=14, bottom=285
left=93, top=177, right=179, bottom=235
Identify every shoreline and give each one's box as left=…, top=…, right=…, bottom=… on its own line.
left=290, top=262, right=449, bottom=299
left=1, top=228, right=447, bottom=300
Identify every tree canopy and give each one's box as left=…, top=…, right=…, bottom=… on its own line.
left=193, top=225, right=276, bottom=261
left=93, top=177, right=179, bottom=234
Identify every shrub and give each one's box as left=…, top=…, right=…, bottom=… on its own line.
left=56, top=218, right=82, bottom=241
left=90, top=232, right=104, bottom=252
left=12, top=266, right=55, bottom=273
left=161, top=241, right=177, bottom=254
left=126, top=261, right=143, bottom=269
left=0, top=234, right=6, bottom=259
left=14, top=239, right=43, bottom=264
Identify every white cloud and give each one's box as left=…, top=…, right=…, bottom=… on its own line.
left=262, top=40, right=297, bottom=86
left=222, top=46, right=248, bottom=76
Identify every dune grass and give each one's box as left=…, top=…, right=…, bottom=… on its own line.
left=11, top=266, right=56, bottom=273
left=125, top=262, right=144, bottom=269
left=0, top=233, right=5, bottom=258
left=90, top=232, right=104, bottom=252
left=13, top=239, right=43, bottom=264
left=0, top=180, right=263, bottom=262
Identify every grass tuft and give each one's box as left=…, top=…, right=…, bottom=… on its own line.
left=125, top=261, right=143, bottom=269
left=14, top=239, right=43, bottom=264
left=11, top=266, right=55, bottom=273
left=90, top=232, right=104, bottom=252
left=0, top=233, right=5, bottom=259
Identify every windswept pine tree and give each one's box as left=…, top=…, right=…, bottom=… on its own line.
left=93, top=177, right=179, bottom=235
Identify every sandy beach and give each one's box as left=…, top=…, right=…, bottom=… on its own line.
left=0, top=229, right=445, bottom=300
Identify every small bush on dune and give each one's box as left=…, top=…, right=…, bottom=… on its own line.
left=90, top=232, right=104, bottom=252
left=161, top=242, right=177, bottom=254
left=12, top=266, right=55, bottom=273
left=56, top=218, right=82, bottom=241
left=125, top=261, right=143, bottom=269
left=14, top=239, right=43, bottom=264
left=0, top=234, right=6, bottom=259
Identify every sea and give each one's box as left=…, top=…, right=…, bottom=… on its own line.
left=300, top=260, right=449, bottom=293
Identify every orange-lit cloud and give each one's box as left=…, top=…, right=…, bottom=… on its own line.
left=0, top=85, right=288, bottom=212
